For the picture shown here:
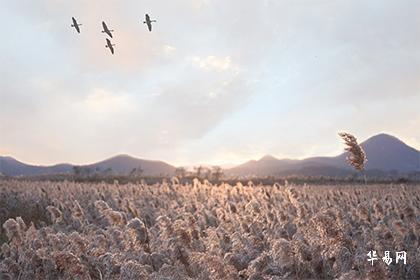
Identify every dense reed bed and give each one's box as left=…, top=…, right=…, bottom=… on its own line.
left=0, top=180, right=419, bottom=279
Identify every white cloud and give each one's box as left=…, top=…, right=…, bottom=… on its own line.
left=189, top=55, right=238, bottom=72
left=82, top=88, right=133, bottom=115
left=162, top=45, right=176, bottom=56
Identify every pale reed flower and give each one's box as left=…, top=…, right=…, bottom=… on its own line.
left=338, top=132, right=367, bottom=171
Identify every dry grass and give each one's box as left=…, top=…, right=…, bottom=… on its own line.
left=338, top=132, right=367, bottom=172
left=0, top=180, right=419, bottom=279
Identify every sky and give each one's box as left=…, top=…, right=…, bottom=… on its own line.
left=1, top=0, right=420, bottom=167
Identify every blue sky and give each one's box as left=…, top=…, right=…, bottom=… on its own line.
left=1, top=0, right=420, bottom=166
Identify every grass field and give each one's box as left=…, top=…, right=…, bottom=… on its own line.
left=0, top=180, right=419, bottom=279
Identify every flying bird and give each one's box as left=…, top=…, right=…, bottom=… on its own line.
left=101, top=21, right=114, bottom=38
left=105, top=38, right=115, bottom=55
left=143, top=14, right=156, bottom=32
left=71, top=17, right=82, bottom=33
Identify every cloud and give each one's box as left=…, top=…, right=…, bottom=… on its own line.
left=82, top=88, right=134, bottom=116
left=189, top=55, right=238, bottom=72
left=1, top=0, right=420, bottom=165
left=162, top=45, right=177, bottom=56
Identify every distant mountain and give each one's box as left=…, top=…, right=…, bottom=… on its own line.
left=1, top=134, right=419, bottom=177
left=0, top=156, right=73, bottom=176
left=227, top=155, right=300, bottom=176
left=0, top=155, right=176, bottom=177
left=85, top=155, right=176, bottom=176
left=227, top=134, right=420, bottom=177
left=354, top=133, right=420, bottom=172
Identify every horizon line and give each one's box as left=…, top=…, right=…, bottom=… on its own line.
left=2, top=133, right=419, bottom=168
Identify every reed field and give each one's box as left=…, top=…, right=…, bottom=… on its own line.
left=0, top=180, right=419, bottom=279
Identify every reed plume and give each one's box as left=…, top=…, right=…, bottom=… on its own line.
left=338, top=132, right=367, bottom=171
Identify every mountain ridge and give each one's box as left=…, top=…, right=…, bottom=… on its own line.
left=0, top=154, right=176, bottom=176
left=227, top=133, right=420, bottom=176
left=1, top=133, right=419, bottom=177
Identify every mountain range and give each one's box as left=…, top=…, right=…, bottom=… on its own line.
left=1, top=134, right=419, bottom=177
left=0, top=155, right=175, bottom=177
left=227, top=133, right=420, bottom=177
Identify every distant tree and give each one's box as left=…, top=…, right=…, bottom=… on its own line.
left=175, top=167, right=187, bottom=179
left=339, top=132, right=368, bottom=183
left=194, top=166, right=204, bottom=178
left=203, top=167, right=212, bottom=179
left=83, top=167, right=92, bottom=177
left=73, top=166, right=81, bottom=176
left=73, top=166, right=92, bottom=177
left=212, top=166, right=224, bottom=181
left=130, top=165, right=143, bottom=178
left=104, top=168, right=113, bottom=176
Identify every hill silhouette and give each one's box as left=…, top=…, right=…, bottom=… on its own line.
left=85, top=154, right=176, bottom=176
left=1, top=134, right=419, bottom=177
left=227, top=134, right=420, bottom=177
left=0, top=156, right=73, bottom=176
left=0, top=155, right=175, bottom=177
